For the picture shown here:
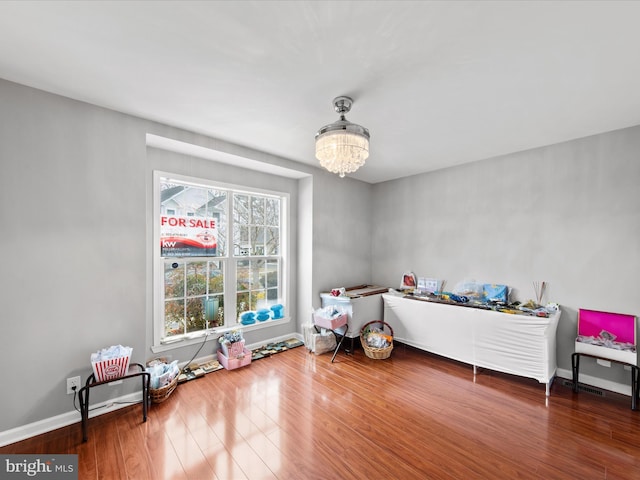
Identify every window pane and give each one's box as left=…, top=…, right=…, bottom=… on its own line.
left=234, top=194, right=249, bottom=225
left=237, top=291, right=250, bottom=316
left=186, top=261, right=207, bottom=296
left=237, top=259, right=250, bottom=291
left=251, top=196, right=265, bottom=225
left=207, top=260, right=224, bottom=294
left=209, top=189, right=227, bottom=256
left=207, top=260, right=224, bottom=327
left=164, top=299, right=184, bottom=337
left=252, top=259, right=266, bottom=289
left=164, top=260, right=184, bottom=299
left=266, top=227, right=279, bottom=255
left=235, top=225, right=249, bottom=256
left=236, top=290, right=264, bottom=313
left=250, top=226, right=265, bottom=255
left=266, top=198, right=280, bottom=226
left=266, top=260, right=278, bottom=288
left=160, top=179, right=226, bottom=257
left=185, top=297, right=205, bottom=333
left=252, top=290, right=266, bottom=309
left=204, top=295, right=224, bottom=327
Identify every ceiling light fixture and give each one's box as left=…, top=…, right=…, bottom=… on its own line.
left=315, top=96, right=370, bottom=178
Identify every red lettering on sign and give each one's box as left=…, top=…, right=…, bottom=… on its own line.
left=161, top=216, right=187, bottom=227
left=189, top=219, right=216, bottom=229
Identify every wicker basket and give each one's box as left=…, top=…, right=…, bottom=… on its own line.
left=149, top=374, right=178, bottom=404
left=360, top=320, right=394, bottom=360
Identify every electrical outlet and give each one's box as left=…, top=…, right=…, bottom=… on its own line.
left=66, top=376, right=81, bottom=395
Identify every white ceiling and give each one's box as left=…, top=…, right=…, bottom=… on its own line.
left=1, top=1, right=640, bottom=184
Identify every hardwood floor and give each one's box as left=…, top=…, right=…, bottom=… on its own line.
left=3, top=343, right=640, bottom=479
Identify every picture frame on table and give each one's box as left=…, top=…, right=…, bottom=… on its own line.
left=400, top=271, right=416, bottom=290
left=417, top=277, right=440, bottom=294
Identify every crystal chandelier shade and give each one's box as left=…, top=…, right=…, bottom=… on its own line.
left=315, top=96, right=370, bottom=178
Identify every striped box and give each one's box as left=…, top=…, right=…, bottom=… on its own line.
left=91, top=349, right=132, bottom=382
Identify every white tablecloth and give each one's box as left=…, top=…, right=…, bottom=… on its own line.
left=382, top=294, right=561, bottom=394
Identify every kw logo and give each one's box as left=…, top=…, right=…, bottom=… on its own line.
left=162, top=241, right=177, bottom=247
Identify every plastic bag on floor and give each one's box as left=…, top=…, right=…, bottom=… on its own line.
left=302, top=322, right=316, bottom=351
left=312, top=329, right=337, bottom=355
left=303, top=321, right=337, bottom=355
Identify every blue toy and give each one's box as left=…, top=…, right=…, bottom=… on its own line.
left=241, top=311, right=256, bottom=325
left=270, top=304, right=284, bottom=319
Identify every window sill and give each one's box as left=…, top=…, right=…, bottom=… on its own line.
left=151, top=316, right=291, bottom=354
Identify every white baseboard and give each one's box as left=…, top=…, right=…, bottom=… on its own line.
left=556, top=367, right=632, bottom=397
left=0, top=333, right=305, bottom=448
left=245, top=332, right=304, bottom=352
left=0, top=391, right=143, bottom=448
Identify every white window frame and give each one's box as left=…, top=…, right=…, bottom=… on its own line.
left=152, top=171, right=289, bottom=352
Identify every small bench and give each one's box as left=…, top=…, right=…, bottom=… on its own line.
left=571, top=308, right=638, bottom=409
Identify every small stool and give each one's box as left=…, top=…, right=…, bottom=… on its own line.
left=571, top=352, right=640, bottom=410
left=78, top=363, right=150, bottom=441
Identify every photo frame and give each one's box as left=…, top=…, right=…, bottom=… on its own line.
left=417, top=277, right=439, bottom=294
left=400, top=271, right=416, bottom=290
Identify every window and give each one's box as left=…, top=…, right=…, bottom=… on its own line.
left=234, top=193, right=281, bottom=312
left=154, top=172, right=287, bottom=346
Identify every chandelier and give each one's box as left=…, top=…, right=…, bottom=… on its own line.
left=315, top=96, right=370, bottom=178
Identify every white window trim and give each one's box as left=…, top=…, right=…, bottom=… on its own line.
left=151, top=170, right=290, bottom=352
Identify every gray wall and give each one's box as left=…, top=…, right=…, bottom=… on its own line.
left=0, top=78, right=372, bottom=435
left=310, top=172, right=373, bottom=303
left=3, top=73, right=637, bottom=437
left=1, top=80, right=149, bottom=432
left=372, top=126, right=640, bottom=387
left=298, top=172, right=373, bottom=321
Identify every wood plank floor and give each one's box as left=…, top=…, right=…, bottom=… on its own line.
left=3, top=343, right=640, bottom=479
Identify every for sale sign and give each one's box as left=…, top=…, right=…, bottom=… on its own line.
left=160, top=214, right=218, bottom=257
